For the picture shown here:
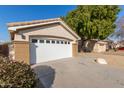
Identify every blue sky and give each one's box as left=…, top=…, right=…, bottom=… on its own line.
left=0, top=5, right=124, bottom=41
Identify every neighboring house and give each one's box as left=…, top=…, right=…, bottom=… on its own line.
left=115, top=40, right=124, bottom=50
left=7, top=18, right=81, bottom=64
left=83, top=39, right=109, bottom=53
left=118, top=40, right=124, bottom=47
left=93, top=41, right=108, bottom=53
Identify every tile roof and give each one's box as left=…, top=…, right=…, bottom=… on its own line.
left=7, top=18, right=61, bottom=27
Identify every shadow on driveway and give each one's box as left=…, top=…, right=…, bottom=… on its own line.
left=33, top=65, right=55, bottom=88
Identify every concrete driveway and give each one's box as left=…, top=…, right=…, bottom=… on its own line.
left=32, top=55, right=124, bottom=88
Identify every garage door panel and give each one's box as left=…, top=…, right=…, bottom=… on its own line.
left=36, top=44, right=72, bottom=63
left=30, top=38, right=72, bottom=64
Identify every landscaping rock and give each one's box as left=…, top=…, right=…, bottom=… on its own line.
left=95, top=58, right=107, bottom=64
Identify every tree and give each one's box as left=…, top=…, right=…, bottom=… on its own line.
left=63, top=5, right=121, bottom=40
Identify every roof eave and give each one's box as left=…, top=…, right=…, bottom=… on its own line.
left=8, top=18, right=81, bottom=40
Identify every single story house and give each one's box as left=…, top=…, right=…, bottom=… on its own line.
left=83, top=39, right=109, bottom=53
left=8, top=18, right=81, bottom=64
left=93, top=40, right=108, bottom=53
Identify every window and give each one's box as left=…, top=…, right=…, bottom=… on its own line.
left=61, top=41, right=64, bottom=44
left=52, top=40, right=55, bottom=44
left=22, top=35, right=26, bottom=39
left=65, top=41, right=67, bottom=44
left=32, top=39, right=37, bottom=43
left=40, top=40, right=44, bottom=43
left=68, top=42, right=70, bottom=44
left=46, top=40, right=50, bottom=43
left=57, top=41, right=60, bottom=44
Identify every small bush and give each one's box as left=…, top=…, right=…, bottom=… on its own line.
left=0, top=56, right=36, bottom=88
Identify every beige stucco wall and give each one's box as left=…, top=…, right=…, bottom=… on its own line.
left=72, top=43, right=78, bottom=56
left=93, top=42, right=107, bottom=53
left=14, top=24, right=77, bottom=42
left=13, top=41, right=30, bottom=64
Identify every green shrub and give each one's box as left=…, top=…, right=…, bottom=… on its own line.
left=0, top=56, right=36, bottom=88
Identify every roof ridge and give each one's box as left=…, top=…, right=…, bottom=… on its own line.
left=7, top=18, right=61, bottom=27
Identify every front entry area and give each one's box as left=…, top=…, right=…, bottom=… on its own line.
left=30, top=37, right=72, bottom=64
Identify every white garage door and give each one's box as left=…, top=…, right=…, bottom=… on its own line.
left=30, top=37, right=72, bottom=64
